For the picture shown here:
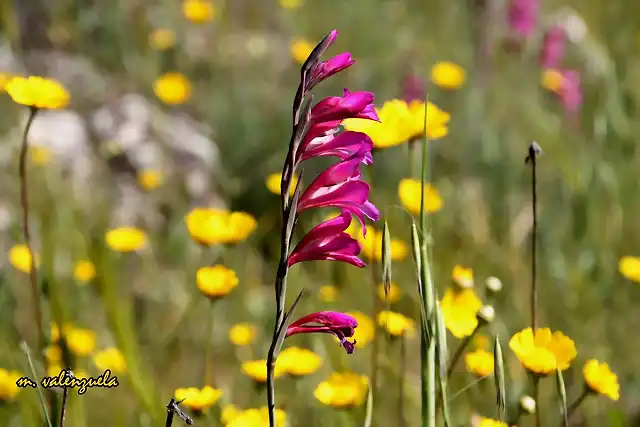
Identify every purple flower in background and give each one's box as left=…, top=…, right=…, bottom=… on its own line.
left=296, top=157, right=379, bottom=232
left=540, top=25, right=566, bottom=68
left=507, top=0, right=540, bottom=38
left=286, top=311, right=358, bottom=354
left=403, top=72, right=426, bottom=104
left=288, top=210, right=363, bottom=268
left=558, top=69, right=582, bottom=116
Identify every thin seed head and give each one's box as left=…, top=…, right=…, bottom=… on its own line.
left=494, top=336, right=506, bottom=412
left=525, top=140, right=543, bottom=164
left=381, top=221, right=392, bottom=298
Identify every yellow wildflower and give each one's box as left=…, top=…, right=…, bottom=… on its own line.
left=227, top=407, right=287, bottom=427
left=541, top=68, right=564, bottom=93
left=93, top=348, right=127, bottom=373
left=398, top=178, right=443, bottom=216
left=477, top=417, right=511, bottom=427
left=0, top=73, right=12, bottom=92
left=377, top=282, right=401, bottom=303
left=290, top=38, right=314, bottom=64
left=153, top=72, right=191, bottom=105
left=452, top=264, right=474, bottom=288
left=619, top=256, right=640, bottom=283
left=149, top=28, right=175, bottom=50
left=196, top=265, right=238, bottom=299
left=185, top=208, right=257, bottom=245
left=346, top=311, right=374, bottom=348
left=343, top=99, right=449, bottom=149
left=65, top=327, right=96, bottom=357
left=439, top=288, right=482, bottom=339
left=583, top=359, right=619, bottom=401
left=465, top=349, right=494, bottom=377
left=5, top=76, right=70, bottom=109
left=0, top=369, right=22, bottom=401
left=105, top=227, right=148, bottom=252
left=431, top=61, right=466, bottom=90
left=279, top=347, right=322, bottom=376
left=279, top=0, right=302, bottom=9
left=229, top=323, right=257, bottom=346
left=8, top=244, right=39, bottom=273
left=73, top=260, right=95, bottom=283
left=221, top=404, right=241, bottom=424
left=473, top=334, right=490, bottom=350
left=182, top=0, right=215, bottom=23
left=44, top=345, right=62, bottom=364
left=242, top=359, right=283, bottom=383
left=174, top=386, right=222, bottom=411
left=509, top=327, right=577, bottom=375
left=29, top=145, right=53, bottom=165
left=318, top=284, right=339, bottom=302
left=265, top=172, right=299, bottom=195
left=357, top=227, right=408, bottom=262
left=377, top=311, right=414, bottom=337
left=138, top=169, right=163, bottom=191
left=314, top=372, right=369, bottom=408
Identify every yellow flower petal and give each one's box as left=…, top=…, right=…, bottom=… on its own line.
left=431, top=61, right=466, bottom=90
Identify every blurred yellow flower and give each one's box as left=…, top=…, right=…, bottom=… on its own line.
left=29, top=145, right=53, bottom=165
left=473, top=334, right=490, bottom=350
left=357, top=227, right=408, bottom=262
left=0, top=73, right=12, bottom=92
left=346, top=311, right=374, bottom=348
left=541, top=68, right=564, bottom=93
left=221, top=404, right=241, bottom=424
left=439, top=288, right=482, bottom=339
left=93, top=348, right=127, bottom=373
left=619, top=256, right=640, bottom=283
left=509, top=328, right=577, bottom=375
left=182, top=0, right=215, bottom=23
left=174, top=385, right=222, bottom=411
left=5, top=76, right=70, bottom=109
left=185, top=208, right=257, bottom=245
left=138, top=169, right=164, bottom=191
left=73, top=260, right=95, bottom=283
left=431, top=61, right=466, bottom=90
left=377, top=311, right=414, bottom=337
left=465, top=349, right=494, bottom=377
left=229, top=323, right=257, bottom=346
left=279, top=347, right=322, bottom=376
left=105, top=227, right=148, bottom=252
left=65, top=327, right=96, bottom=357
left=153, top=72, right=192, bottom=105
left=0, top=368, right=22, bottom=401
left=583, top=359, right=619, bottom=401
left=314, top=372, right=369, bottom=408
left=44, top=345, right=62, bottom=364
left=197, top=265, right=238, bottom=299
left=477, top=417, right=510, bottom=427
left=279, top=0, right=302, bottom=8
left=398, top=178, right=443, bottom=216
left=290, top=38, right=314, bottom=64
left=226, top=407, right=287, bottom=427
left=265, top=172, right=299, bottom=195
left=8, top=244, right=39, bottom=273
left=343, top=99, right=449, bottom=149
left=149, top=28, right=175, bottom=50
left=242, top=359, right=283, bottom=383
left=318, top=284, right=339, bottom=302
left=452, top=264, right=474, bottom=288
left=377, top=282, right=401, bottom=303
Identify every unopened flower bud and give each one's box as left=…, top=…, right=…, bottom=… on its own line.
left=478, top=305, right=495, bottom=324
left=486, top=276, right=503, bottom=293
left=520, top=395, right=536, bottom=414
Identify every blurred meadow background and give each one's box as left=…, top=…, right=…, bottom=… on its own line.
left=0, top=0, right=640, bottom=426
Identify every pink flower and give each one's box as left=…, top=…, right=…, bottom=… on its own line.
left=507, top=0, right=540, bottom=38
left=311, top=89, right=380, bottom=124
left=540, top=26, right=565, bottom=68
left=288, top=210, right=363, bottom=268
left=298, top=130, right=374, bottom=165
left=403, top=72, right=425, bottom=104
left=558, top=69, right=582, bottom=114
left=307, top=52, right=355, bottom=90
left=296, top=157, right=379, bottom=232
left=286, top=311, right=358, bottom=354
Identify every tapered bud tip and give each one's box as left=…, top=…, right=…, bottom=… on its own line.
left=478, top=305, right=495, bottom=323
left=486, top=276, right=503, bottom=292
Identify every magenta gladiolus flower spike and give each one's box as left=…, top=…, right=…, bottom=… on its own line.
left=307, top=52, right=355, bottom=90
left=286, top=311, right=358, bottom=354
left=507, top=0, right=540, bottom=38
left=298, top=130, right=374, bottom=165
left=311, top=89, right=380, bottom=124
left=288, top=210, right=364, bottom=267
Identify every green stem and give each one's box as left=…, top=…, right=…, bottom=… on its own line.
left=533, top=377, right=541, bottom=427
left=398, top=337, right=407, bottom=427
left=204, top=301, right=216, bottom=384
left=446, top=327, right=478, bottom=378
left=565, top=389, right=589, bottom=422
